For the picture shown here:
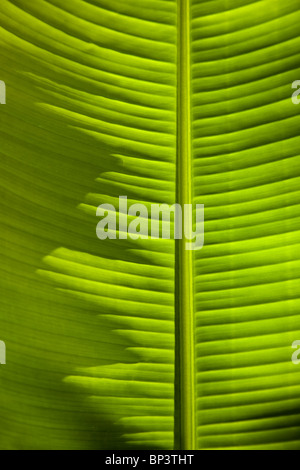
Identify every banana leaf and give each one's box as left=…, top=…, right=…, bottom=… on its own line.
left=1, top=0, right=300, bottom=450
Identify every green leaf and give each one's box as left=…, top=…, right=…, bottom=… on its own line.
left=1, top=0, right=300, bottom=450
